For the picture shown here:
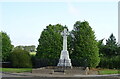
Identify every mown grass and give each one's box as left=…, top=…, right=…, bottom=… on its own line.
left=98, top=69, right=120, bottom=75
left=0, top=68, right=32, bottom=73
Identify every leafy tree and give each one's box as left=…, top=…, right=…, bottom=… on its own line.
left=97, top=39, right=105, bottom=57
left=71, top=21, right=100, bottom=68
left=1, top=31, right=13, bottom=62
left=0, top=32, right=2, bottom=61
left=14, top=45, right=24, bottom=50
left=98, top=34, right=120, bottom=69
left=10, top=49, right=32, bottom=68
left=99, top=55, right=120, bottom=69
left=67, top=32, right=74, bottom=54
left=36, top=24, right=65, bottom=65
left=24, top=45, right=36, bottom=52
left=14, top=45, right=36, bottom=52
left=117, top=46, right=120, bottom=55
left=106, top=33, right=117, bottom=46
left=104, top=33, right=118, bottom=57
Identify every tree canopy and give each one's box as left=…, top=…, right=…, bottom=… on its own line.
left=36, top=24, right=65, bottom=60
left=1, top=31, right=13, bottom=62
left=103, top=33, right=119, bottom=57
left=70, top=21, right=100, bottom=68
left=0, top=32, right=2, bottom=61
left=14, top=45, right=36, bottom=52
left=10, top=49, right=32, bottom=68
left=36, top=21, right=100, bottom=68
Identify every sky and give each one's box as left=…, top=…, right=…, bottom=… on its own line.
left=0, top=1, right=119, bottom=47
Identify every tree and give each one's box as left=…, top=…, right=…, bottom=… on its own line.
left=104, top=33, right=118, bottom=57
left=98, top=34, right=120, bottom=69
left=97, top=39, right=105, bottom=57
left=36, top=24, right=65, bottom=65
left=106, top=33, right=117, bottom=46
left=14, top=45, right=36, bottom=52
left=1, top=31, right=13, bottom=62
left=14, top=45, right=24, bottom=50
left=10, top=49, right=32, bottom=68
left=71, top=21, right=100, bottom=68
left=24, top=45, right=36, bottom=52
left=0, top=32, right=2, bottom=61
left=117, top=46, right=120, bottom=55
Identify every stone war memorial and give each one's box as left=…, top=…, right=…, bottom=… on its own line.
left=57, top=28, right=72, bottom=68
left=32, top=28, right=96, bottom=75
left=2, top=2, right=120, bottom=79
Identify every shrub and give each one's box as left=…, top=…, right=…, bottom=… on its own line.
left=10, top=49, right=32, bottom=68
left=32, top=57, right=58, bottom=68
left=99, top=56, right=120, bottom=69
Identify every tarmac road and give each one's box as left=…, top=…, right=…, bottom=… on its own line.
left=1, top=72, right=120, bottom=79
left=2, top=72, right=32, bottom=77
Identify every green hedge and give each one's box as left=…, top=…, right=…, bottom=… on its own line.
left=99, top=56, right=120, bottom=69
left=32, top=57, right=59, bottom=68
left=10, top=49, right=32, bottom=68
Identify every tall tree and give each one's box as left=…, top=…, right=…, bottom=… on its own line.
left=104, top=33, right=118, bottom=56
left=0, top=32, right=2, bottom=61
left=1, top=32, right=13, bottom=62
left=36, top=24, right=65, bottom=61
left=106, top=33, right=117, bottom=46
left=117, top=46, right=120, bottom=55
left=71, top=21, right=100, bottom=68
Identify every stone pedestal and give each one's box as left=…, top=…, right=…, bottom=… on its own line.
left=57, top=50, right=72, bottom=67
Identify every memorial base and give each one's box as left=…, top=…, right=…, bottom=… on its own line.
left=57, top=59, right=72, bottom=68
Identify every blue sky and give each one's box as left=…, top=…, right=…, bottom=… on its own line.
left=1, top=1, right=118, bottom=46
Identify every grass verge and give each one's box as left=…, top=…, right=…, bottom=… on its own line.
left=0, top=68, right=32, bottom=73
left=98, top=69, right=120, bottom=75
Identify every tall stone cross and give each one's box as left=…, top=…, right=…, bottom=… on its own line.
left=61, top=28, right=69, bottom=51
left=57, top=28, right=72, bottom=67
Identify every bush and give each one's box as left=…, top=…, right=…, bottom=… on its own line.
left=99, top=56, right=120, bottom=69
left=10, top=49, right=32, bottom=68
left=33, top=57, right=58, bottom=68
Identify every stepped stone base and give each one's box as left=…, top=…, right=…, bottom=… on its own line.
left=57, top=59, right=72, bottom=67
left=32, top=67, right=97, bottom=75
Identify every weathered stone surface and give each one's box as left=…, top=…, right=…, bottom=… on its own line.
left=32, top=67, right=98, bottom=75
left=32, top=68, right=53, bottom=74
left=57, top=28, right=72, bottom=67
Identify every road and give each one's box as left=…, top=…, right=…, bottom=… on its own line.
left=1, top=72, right=120, bottom=79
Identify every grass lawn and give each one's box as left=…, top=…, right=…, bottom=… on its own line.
left=0, top=68, right=32, bottom=73
left=98, top=69, right=120, bottom=75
